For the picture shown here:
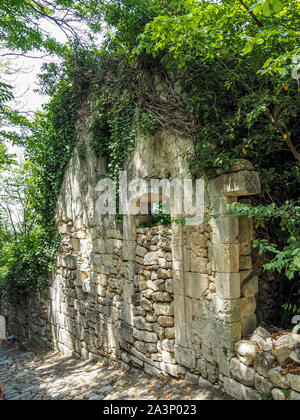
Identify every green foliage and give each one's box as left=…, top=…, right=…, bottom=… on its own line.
left=229, top=201, right=300, bottom=280
left=261, top=393, right=274, bottom=400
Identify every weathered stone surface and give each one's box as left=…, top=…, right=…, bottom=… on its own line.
left=153, top=302, right=174, bottom=316
left=272, top=347, right=292, bottom=368
left=268, top=367, right=288, bottom=389
left=230, top=357, right=255, bottom=386
left=251, top=327, right=273, bottom=351
left=290, top=390, right=300, bottom=400
left=274, top=334, right=298, bottom=349
left=152, top=292, right=172, bottom=303
left=215, top=273, right=240, bottom=300
left=287, top=373, right=300, bottom=392
left=235, top=340, right=259, bottom=366
left=255, top=373, right=272, bottom=395
left=174, top=345, right=196, bottom=370
left=223, top=377, right=260, bottom=400
left=133, top=329, right=158, bottom=343
left=157, top=316, right=174, bottom=327
left=241, top=276, right=258, bottom=297
left=271, top=388, right=287, bottom=401
left=290, top=343, right=300, bottom=364
left=254, top=352, right=276, bottom=378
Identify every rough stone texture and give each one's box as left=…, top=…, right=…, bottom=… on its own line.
left=287, top=373, right=300, bottom=392
left=235, top=340, right=259, bottom=366
left=230, top=357, right=256, bottom=386
left=254, top=352, right=276, bottom=378
left=272, top=388, right=287, bottom=401
left=268, top=367, right=288, bottom=388
left=223, top=377, right=260, bottom=400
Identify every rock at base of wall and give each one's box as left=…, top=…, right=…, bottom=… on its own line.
left=223, top=377, right=261, bottom=400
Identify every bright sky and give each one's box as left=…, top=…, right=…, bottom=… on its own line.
left=3, top=18, right=70, bottom=159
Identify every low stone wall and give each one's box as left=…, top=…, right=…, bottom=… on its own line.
left=225, top=326, right=300, bottom=400
left=0, top=289, right=50, bottom=348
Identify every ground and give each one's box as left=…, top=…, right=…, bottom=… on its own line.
left=0, top=343, right=232, bottom=400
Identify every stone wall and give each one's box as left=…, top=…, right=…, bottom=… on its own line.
left=3, top=127, right=298, bottom=400
left=226, top=326, right=300, bottom=400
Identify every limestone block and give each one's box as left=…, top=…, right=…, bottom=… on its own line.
left=173, top=270, right=184, bottom=296
left=144, top=251, right=161, bottom=266
left=215, top=273, right=240, bottom=300
left=251, top=327, right=274, bottom=352
left=214, top=296, right=241, bottom=324
left=290, top=390, right=300, bottom=400
left=158, top=316, right=174, bottom=327
left=272, top=347, right=292, bottom=368
left=162, top=338, right=175, bottom=353
left=241, top=314, right=257, bottom=337
left=240, top=296, right=256, bottom=319
left=223, top=377, right=260, bottom=400
left=223, top=171, right=261, bottom=197
left=144, top=362, right=162, bottom=377
left=190, top=254, right=208, bottom=274
left=185, top=273, right=209, bottom=299
left=133, top=329, right=158, bottom=343
left=239, top=215, right=254, bottom=243
left=196, top=358, right=208, bottom=378
left=210, top=216, right=238, bottom=244
left=153, top=323, right=165, bottom=340
left=174, top=345, right=196, bottom=369
left=122, top=240, right=136, bottom=261
left=241, top=276, right=258, bottom=297
left=271, top=388, right=287, bottom=400
left=160, top=362, right=179, bottom=377
left=255, top=373, right=272, bottom=395
left=212, top=243, right=239, bottom=273
left=274, top=334, right=298, bottom=349
left=174, top=320, right=192, bottom=348
left=287, top=373, right=300, bottom=392
left=209, top=196, right=237, bottom=217
left=174, top=295, right=192, bottom=323
left=230, top=357, right=256, bottom=386
left=153, top=302, right=174, bottom=316
left=152, top=292, right=172, bottom=303
left=239, top=256, right=252, bottom=270
left=235, top=340, right=259, bottom=366
left=268, top=367, right=288, bottom=388
left=135, top=245, right=148, bottom=258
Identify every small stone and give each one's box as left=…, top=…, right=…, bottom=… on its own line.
left=251, top=327, right=274, bottom=351
left=255, top=373, right=272, bottom=395
left=223, top=377, right=260, bottom=400
left=290, top=343, right=300, bottom=364
left=268, top=367, right=288, bottom=389
left=271, top=388, right=287, bottom=401
left=254, top=352, right=275, bottom=378
left=230, top=357, right=255, bottom=386
left=290, top=390, right=300, bottom=400
left=272, top=347, right=292, bottom=368
left=157, top=316, right=174, bottom=328
left=235, top=340, right=259, bottom=366
left=274, top=334, right=298, bottom=349
left=287, top=373, right=300, bottom=392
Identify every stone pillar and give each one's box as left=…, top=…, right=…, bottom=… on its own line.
left=208, top=167, right=261, bottom=353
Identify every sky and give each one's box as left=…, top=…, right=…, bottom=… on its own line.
left=3, top=18, right=69, bottom=159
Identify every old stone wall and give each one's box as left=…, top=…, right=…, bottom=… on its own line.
left=2, top=127, right=298, bottom=400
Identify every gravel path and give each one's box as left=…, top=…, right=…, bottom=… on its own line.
left=0, top=343, right=232, bottom=400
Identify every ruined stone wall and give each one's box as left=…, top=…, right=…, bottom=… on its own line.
left=3, top=125, right=298, bottom=400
